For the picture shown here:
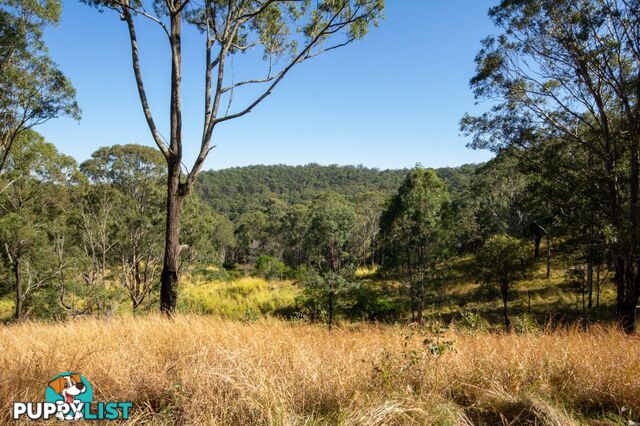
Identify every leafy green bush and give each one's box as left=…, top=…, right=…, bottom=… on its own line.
left=342, top=282, right=400, bottom=321
left=255, top=255, right=288, bottom=280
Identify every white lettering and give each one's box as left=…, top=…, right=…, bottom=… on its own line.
left=26, top=402, right=41, bottom=420
left=43, top=402, right=57, bottom=418
left=12, top=403, right=26, bottom=420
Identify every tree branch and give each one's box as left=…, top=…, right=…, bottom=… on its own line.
left=122, top=6, right=172, bottom=160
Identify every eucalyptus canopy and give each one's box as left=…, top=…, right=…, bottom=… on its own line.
left=0, top=0, right=79, bottom=173
left=462, top=0, right=640, bottom=332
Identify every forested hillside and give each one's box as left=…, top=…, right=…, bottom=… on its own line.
left=0, top=137, right=617, bottom=330
left=195, top=163, right=479, bottom=219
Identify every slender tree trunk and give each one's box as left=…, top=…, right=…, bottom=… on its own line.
left=614, top=255, right=639, bottom=333
left=582, top=278, right=586, bottom=313
left=409, top=283, right=416, bottom=322
left=405, top=246, right=416, bottom=322
left=416, top=247, right=425, bottom=324
left=328, top=288, right=334, bottom=330
left=160, top=162, right=183, bottom=314
left=416, top=267, right=423, bottom=324
left=596, top=266, right=601, bottom=308
left=533, top=232, right=542, bottom=257
left=587, top=257, right=593, bottom=309
left=14, top=257, right=22, bottom=320
left=545, top=236, right=551, bottom=279
left=417, top=281, right=424, bottom=324
left=501, top=280, right=510, bottom=332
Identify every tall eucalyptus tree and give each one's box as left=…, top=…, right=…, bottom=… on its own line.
left=0, top=0, right=79, bottom=174
left=82, top=0, right=384, bottom=313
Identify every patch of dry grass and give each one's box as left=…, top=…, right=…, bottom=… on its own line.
left=1, top=315, right=638, bottom=424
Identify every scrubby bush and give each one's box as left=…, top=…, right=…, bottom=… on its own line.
left=342, top=282, right=400, bottom=321
left=255, top=255, right=288, bottom=280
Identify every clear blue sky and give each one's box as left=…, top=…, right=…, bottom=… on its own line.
left=38, top=1, right=497, bottom=171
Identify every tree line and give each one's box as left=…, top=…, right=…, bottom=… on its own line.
left=0, top=138, right=225, bottom=318
left=0, top=134, right=610, bottom=330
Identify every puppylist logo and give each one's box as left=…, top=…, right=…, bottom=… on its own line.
left=12, top=372, right=132, bottom=421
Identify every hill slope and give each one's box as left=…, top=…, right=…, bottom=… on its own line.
left=196, top=163, right=479, bottom=218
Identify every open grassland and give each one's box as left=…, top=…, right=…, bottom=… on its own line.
left=1, top=315, right=638, bottom=425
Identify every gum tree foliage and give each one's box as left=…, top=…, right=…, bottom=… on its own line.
left=379, top=167, right=450, bottom=323
left=476, top=234, right=526, bottom=332
left=351, top=190, right=386, bottom=266
left=0, top=131, right=78, bottom=319
left=462, top=0, right=640, bottom=332
left=81, top=0, right=384, bottom=314
left=234, top=210, right=269, bottom=264
left=79, top=144, right=233, bottom=308
left=69, top=179, right=123, bottom=314
left=261, top=196, right=289, bottom=259
left=516, top=135, right=606, bottom=284
left=467, top=155, right=528, bottom=240
left=281, top=203, right=309, bottom=267
left=180, top=195, right=236, bottom=267
left=303, top=192, right=358, bottom=328
left=0, top=0, right=79, bottom=173
left=80, top=145, right=166, bottom=309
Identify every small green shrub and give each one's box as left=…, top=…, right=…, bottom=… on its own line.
left=255, top=255, right=289, bottom=280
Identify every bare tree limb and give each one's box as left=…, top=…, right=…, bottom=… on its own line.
left=122, top=6, right=172, bottom=160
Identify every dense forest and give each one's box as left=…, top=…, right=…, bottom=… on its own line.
left=195, top=163, right=478, bottom=218
left=0, top=142, right=485, bottom=319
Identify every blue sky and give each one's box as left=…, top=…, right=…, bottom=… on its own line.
left=38, top=1, right=497, bottom=171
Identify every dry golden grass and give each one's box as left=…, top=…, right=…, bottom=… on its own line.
left=1, top=315, right=639, bottom=425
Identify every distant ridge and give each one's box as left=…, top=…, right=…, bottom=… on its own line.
left=196, top=163, right=480, bottom=218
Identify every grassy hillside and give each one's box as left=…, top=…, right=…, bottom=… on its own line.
left=172, top=253, right=615, bottom=330
left=1, top=315, right=637, bottom=424
left=172, top=250, right=617, bottom=327
left=0, top=250, right=617, bottom=327
left=346, top=259, right=616, bottom=332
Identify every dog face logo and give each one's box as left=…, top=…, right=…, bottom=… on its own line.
left=48, top=373, right=86, bottom=404
left=45, top=372, right=93, bottom=421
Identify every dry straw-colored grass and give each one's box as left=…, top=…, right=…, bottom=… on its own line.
left=1, top=315, right=639, bottom=425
